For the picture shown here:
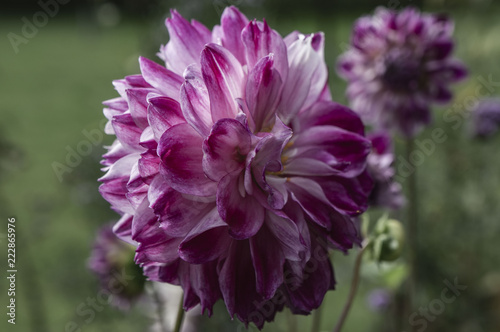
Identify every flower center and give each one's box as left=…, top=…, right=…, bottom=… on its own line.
left=382, top=56, right=423, bottom=92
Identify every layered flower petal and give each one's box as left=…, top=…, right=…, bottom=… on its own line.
left=99, top=7, right=373, bottom=329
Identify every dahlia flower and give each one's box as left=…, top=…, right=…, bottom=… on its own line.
left=367, top=132, right=404, bottom=210
left=99, top=7, right=372, bottom=328
left=471, top=98, right=500, bottom=138
left=337, top=7, right=467, bottom=137
left=88, top=224, right=146, bottom=309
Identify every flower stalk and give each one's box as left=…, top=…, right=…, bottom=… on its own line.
left=405, top=138, right=418, bottom=322
left=173, top=293, right=185, bottom=332
left=333, top=241, right=370, bottom=332
left=311, top=304, right=323, bottom=332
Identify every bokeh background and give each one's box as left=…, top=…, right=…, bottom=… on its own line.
left=1, top=0, right=499, bottom=331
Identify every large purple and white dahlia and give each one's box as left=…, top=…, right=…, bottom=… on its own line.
left=99, top=7, right=372, bottom=328
left=337, top=7, right=467, bottom=137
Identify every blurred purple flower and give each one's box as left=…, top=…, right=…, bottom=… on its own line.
left=367, top=132, right=405, bottom=210
left=367, top=288, right=392, bottom=312
left=337, top=7, right=467, bottom=137
left=88, top=224, right=146, bottom=309
left=99, top=7, right=373, bottom=328
left=471, top=98, right=500, bottom=138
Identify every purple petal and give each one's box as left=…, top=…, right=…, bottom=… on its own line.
left=201, top=43, right=245, bottom=122
left=112, top=113, right=144, bottom=150
left=189, top=260, right=221, bottom=316
left=326, top=214, right=361, bottom=252
left=178, top=208, right=231, bottom=264
left=219, top=6, right=249, bottom=65
left=266, top=211, right=307, bottom=261
left=283, top=238, right=335, bottom=314
left=316, top=174, right=372, bottom=216
left=241, top=19, right=288, bottom=81
left=143, top=260, right=180, bottom=284
left=289, top=125, right=371, bottom=176
left=180, top=65, right=213, bottom=137
left=126, top=88, right=152, bottom=129
left=159, top=123, right=217, bottom=196
left=112, top=214, right=133, bottom=244
left=137, top=150, right=160, bottom=184
left=286, top=177, right=334, bottom=229
left=148, top=175, right=215, bottom=237
left=131, top=198, right=159, bottom=243
left=426, top=39, right=453, bottom=60
left=147, top=96, right=185, bottom=141
left=245, top=55, right=283, bottom=132
left=278, top=33, right=328, bottom=123
left=368, top=131, right=392, bottom=155
left=217, top=173, right=265, bottom=239
left=139, top=57, right=183, bottom=99
left=294, top=101, right=365, bottom=136
left=163, top=10, right=212, bottom=75
left=219, top=240, right=281, bottom=328
left=250, top=223, right=285, bottom=299
left=202, top=118, right=252, bottom=182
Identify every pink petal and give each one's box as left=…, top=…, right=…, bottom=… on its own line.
left=139, top=57, right=183, bottom=99
left=148, top=175, right=215, bottom=237
left=245, top=55, right=283, bottom=132
left=250, top=223, right=285, bottom=299
left=112, top=214, right=134, bottom=244
left=159, top=123, right=217, bottom=196
left=283, top=238, right=335, bottom=314
left=288, top=125, right=371, bottom=177
left=217, top=172, right=265, bottom=239
left=242, top=19, right=288, bottom=81
left=219, top=6, right=250, bottom=65
left=278, top=33, right=328, bottom=123
left=178, top=207, right=231, bottom=264
left=294, top=101, right=365, bottom=136
left=126, top=88, right=151, bottom=129
left=180, top=65, right=213, bottom=137
left=112, top=113, right=144, bottom=150
left=266, top=210, right=307, bottom=261
left=201, top=43, right=245, bottom=123
left=202, top=118, right=252, bottom=182
left=147, top=96, right=185, bottom=141
left=163, top=10, right=212, bottom=75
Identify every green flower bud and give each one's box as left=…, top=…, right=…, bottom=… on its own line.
left=370, top=216, right=405, bottom=262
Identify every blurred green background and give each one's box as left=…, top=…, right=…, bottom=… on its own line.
left=1, top=0, right=500, bottom=331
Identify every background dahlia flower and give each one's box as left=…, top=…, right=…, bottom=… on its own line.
left=471, top=98, right=500, bottom=138
left=366, top=132, right=404, bottom=210
left=99, top=6, right=372, bottom=328
left=337, top=7, right=467, bottom=137
left=88, top=224, right=146, bottom=309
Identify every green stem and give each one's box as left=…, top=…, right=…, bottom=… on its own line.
left=332, top=243, right=369, bottom=332
left=151, top=284, right=169, bottom=332
left=288, top=308, right=298, bottom=332
left=405, top=138, right=418, bottom=325
left=173, top=293, right=185, bottom=332
left=311, top=304, right=323, bottom=332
